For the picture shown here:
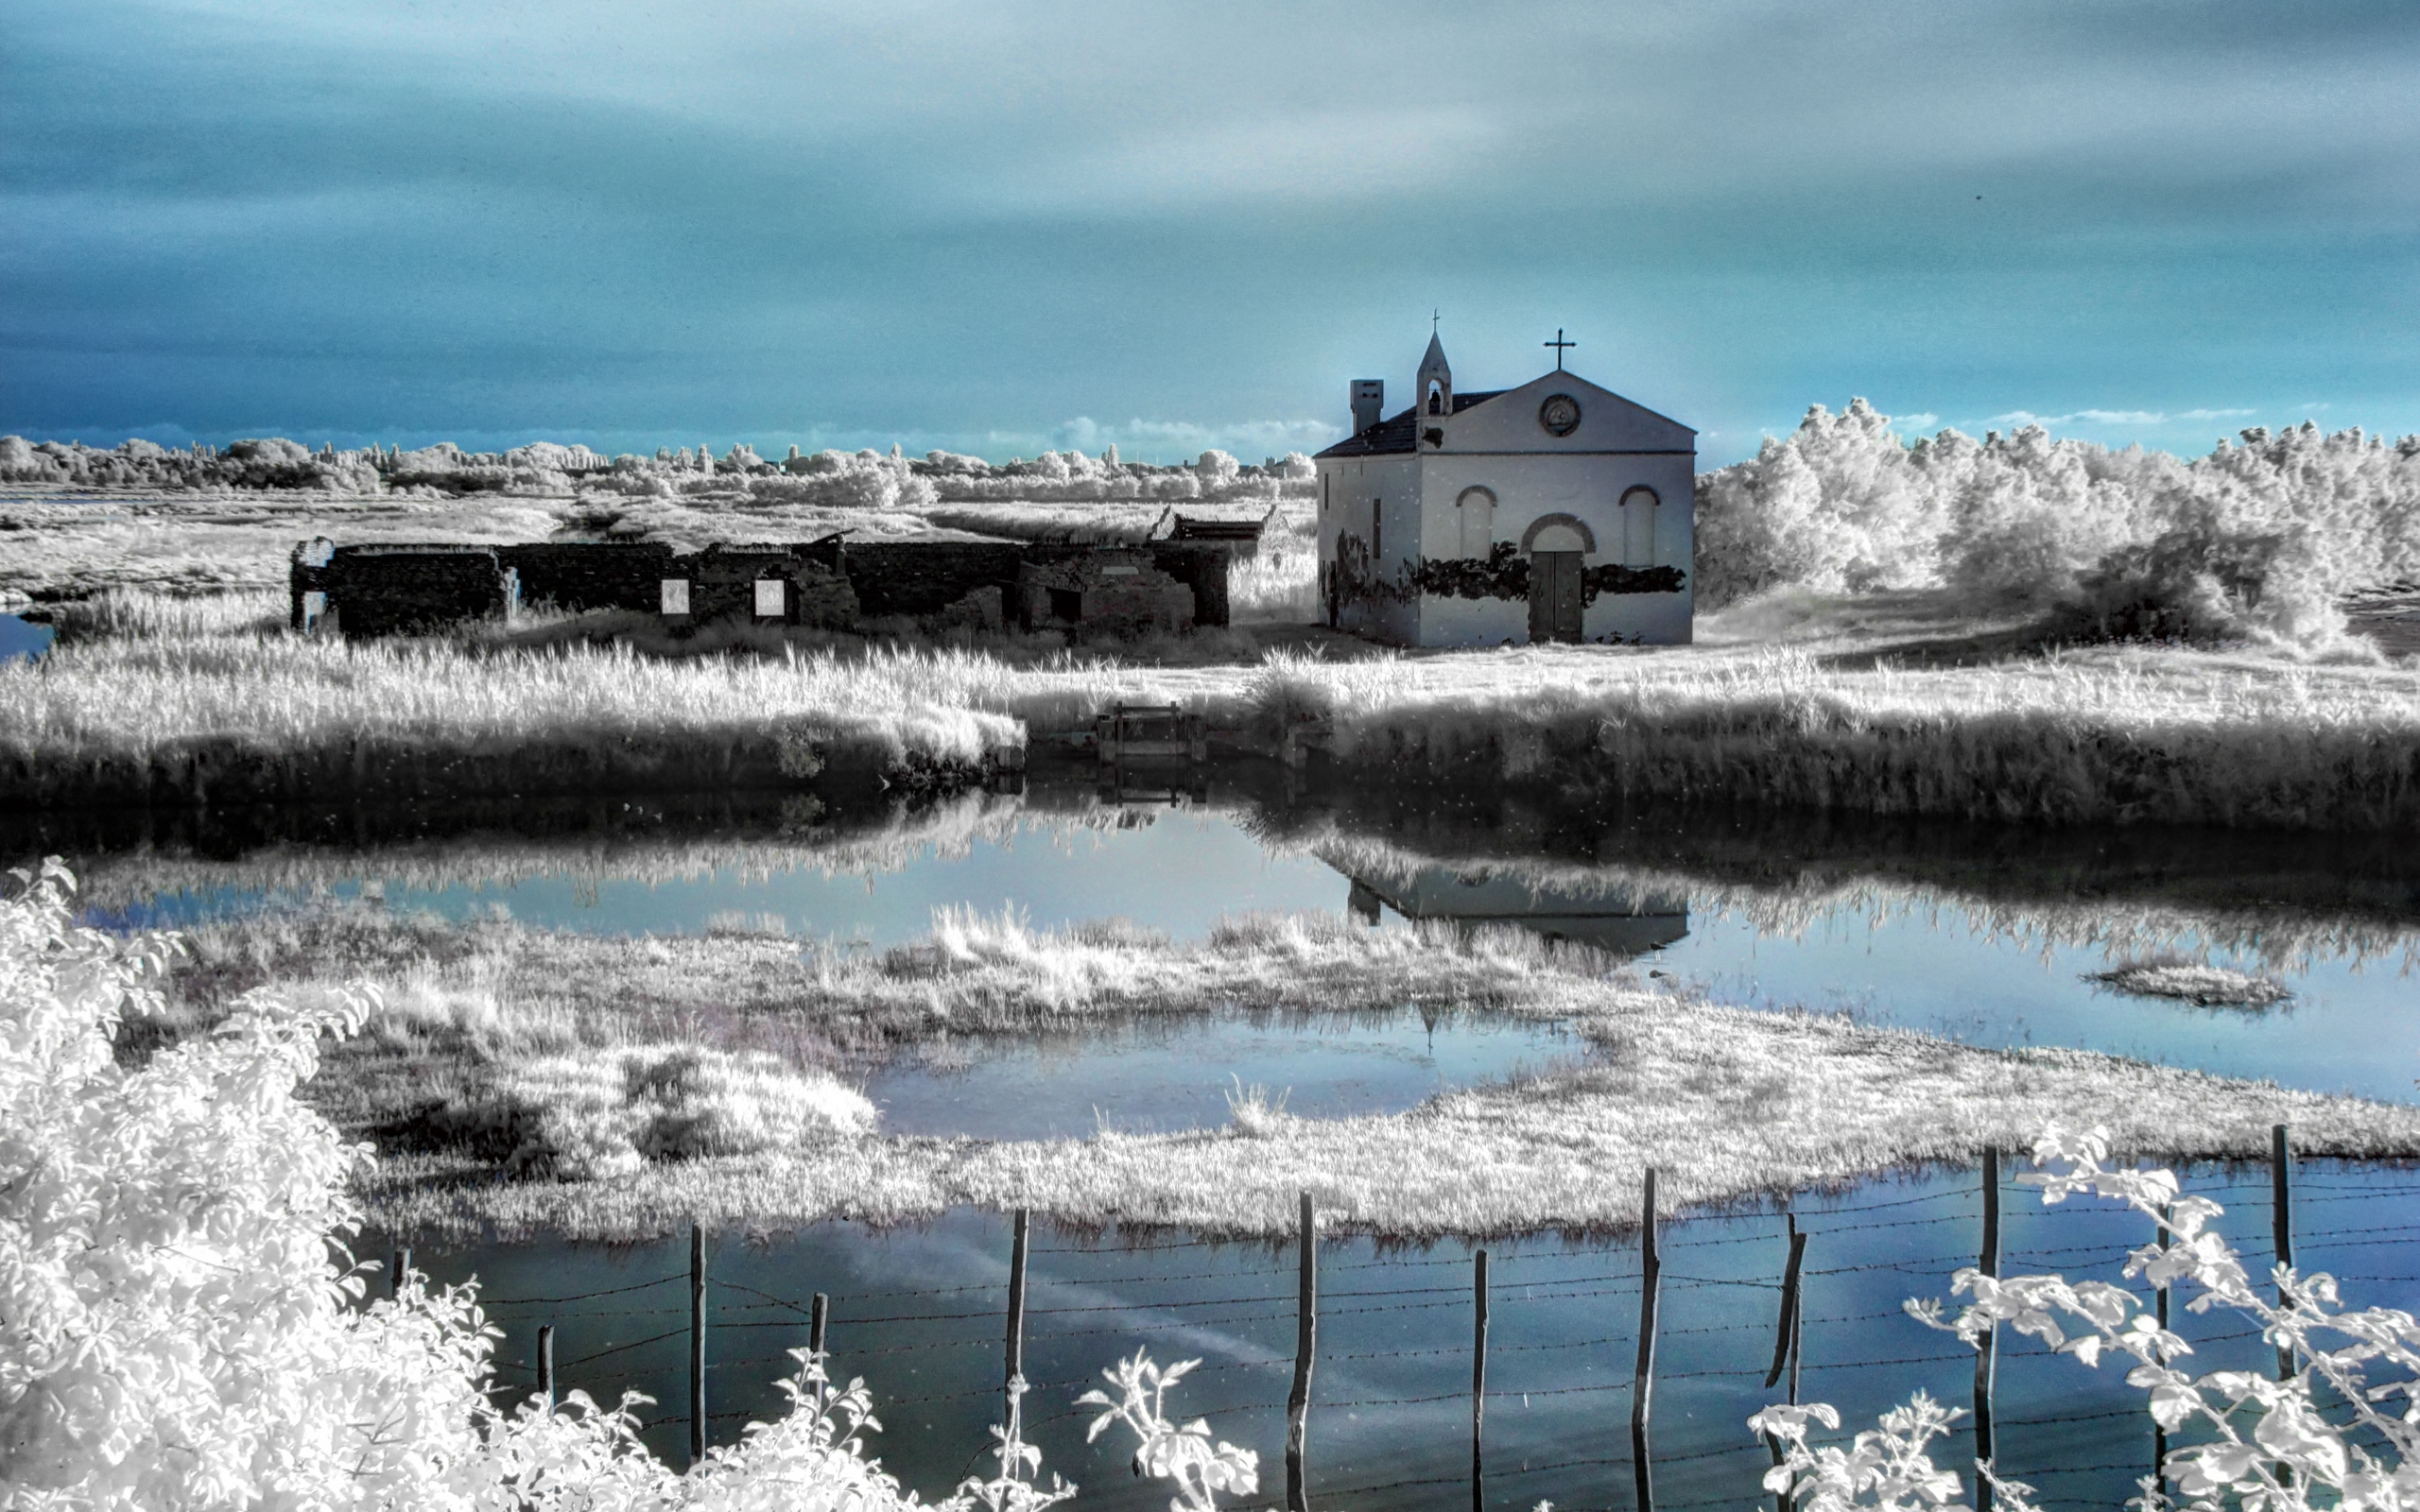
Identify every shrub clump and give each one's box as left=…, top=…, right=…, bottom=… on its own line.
left=492, top=1044, right=877, bottom=1179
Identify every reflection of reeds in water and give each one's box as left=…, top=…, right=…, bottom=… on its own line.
left=69, top=789, right=1033, bottom=911
left=77, top=783, right=2420, bottom=985
left=1296, top=827, right=2420, bottom=976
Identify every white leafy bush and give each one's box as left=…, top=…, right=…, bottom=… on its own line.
left=0, top=861, right=1042, bottom=1511
left=1697, top=403, right=2420, bottom=651
left=1754, top=1127, right=2420, bottom=1512
left=498, top=1044, right=879, bottom=1179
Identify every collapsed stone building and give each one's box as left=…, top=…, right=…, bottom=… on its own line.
left=289, top=536, right=1236, bottom=639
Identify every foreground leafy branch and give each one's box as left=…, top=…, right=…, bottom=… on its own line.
left=1755, top=1127, right=2420, bottom=1512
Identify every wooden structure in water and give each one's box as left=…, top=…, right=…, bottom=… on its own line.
left=1339, top=862, right=1689, bottom=954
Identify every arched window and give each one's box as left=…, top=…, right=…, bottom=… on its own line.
left=1620, top=486, right=1659, bottom=567
left=1456, top=487, right=1496, bottom=559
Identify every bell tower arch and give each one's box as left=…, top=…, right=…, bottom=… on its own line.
left=1416, top=331, right=1453, bottom=418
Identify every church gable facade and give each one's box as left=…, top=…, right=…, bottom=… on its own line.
left=1312, top=335, right=1696, bottom=647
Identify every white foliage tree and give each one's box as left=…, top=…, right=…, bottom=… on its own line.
left=0, top=862, right=1066, bottom=1511
left=1696, top=403, right=2420, bottom=651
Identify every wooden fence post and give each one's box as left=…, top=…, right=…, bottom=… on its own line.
left=1472, top=1248, right=1490, bottom=1512
left=1288, top=1192, right=1318, bottom=1512
left=1633, top=1168, right=1661, bottom=1512
left=389, top=1246, right=411, bottom=1301
left=1765, top=1218, right=1807, bottom=1391
left=2273, top=1123, right=2295, bottom=1381
left=690, top=1221, right=707, bottom=1468
left=1765, top=1215, right=1808, bottom=1512
left=2154, top=1205, right=2170, bottom=1500
left=1006, top=1210, right=1030, bottom=1390
left=1976, top=1149, right=2000, bottom=1512
left=536, top=1324, right=554, bottom=1412
left=809, top=1292, right=829, bottom=1357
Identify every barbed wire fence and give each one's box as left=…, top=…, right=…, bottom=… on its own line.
left=392, top=1125, right=2420, bottom=1512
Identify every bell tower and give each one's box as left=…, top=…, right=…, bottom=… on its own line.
left=1416, top=331, right=1453, bottom=420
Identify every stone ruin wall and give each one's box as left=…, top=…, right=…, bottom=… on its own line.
left=289, top=537, right=1232, bottom=638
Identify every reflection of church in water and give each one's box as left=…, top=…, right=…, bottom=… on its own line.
left=1335, top=863, right=1689, bottom=955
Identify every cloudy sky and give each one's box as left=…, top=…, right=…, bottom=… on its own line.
left=4, top=0, right=2411, bottom=463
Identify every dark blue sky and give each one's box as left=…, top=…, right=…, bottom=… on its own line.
left=4, top=1, right=2411, bottom=463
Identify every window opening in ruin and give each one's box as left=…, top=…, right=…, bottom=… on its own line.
left=754, top=578, right=786, bottom=618
left=660, top=578, right=691, bottom=616
left=1049, top=587, right=1082, bottom=622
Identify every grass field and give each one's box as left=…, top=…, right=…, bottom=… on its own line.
left=9, top=480, right=2420, bottom=829
left=12, top=581, right=2420, bottom=828
left=155, top=901, right=2420, bottom=1242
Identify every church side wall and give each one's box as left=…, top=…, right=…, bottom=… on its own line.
left=1316, top=455, right=1421, bottom=644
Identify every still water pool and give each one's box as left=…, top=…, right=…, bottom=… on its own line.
left=867, top=1011, right=1576, bottom=1140
left=0, top=611, right=51, bottom=662
left=98, top=801, right=2420, bottom=1106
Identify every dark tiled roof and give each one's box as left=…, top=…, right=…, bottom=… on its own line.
left=1314, top=391, right=1505, bottom=458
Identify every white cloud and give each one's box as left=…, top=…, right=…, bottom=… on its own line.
left=1038, top=416, right=1340, bottom=461
left=972, top=107, right=1502, bottom=215
left=1895, top=412, right=1940, bottom=431
left=1990, top=406, right=2256, bottom=428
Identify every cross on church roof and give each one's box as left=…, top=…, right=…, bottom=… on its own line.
left=1545, top=328, right=1577, bottom=370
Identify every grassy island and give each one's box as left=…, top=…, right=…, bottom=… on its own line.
left=153, top=901, right=2420, bottom=1244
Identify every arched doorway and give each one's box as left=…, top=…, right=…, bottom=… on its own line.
left=1521, top=515, right=1595, bottom=644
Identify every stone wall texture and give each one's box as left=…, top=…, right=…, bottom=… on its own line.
left=291, top=537, right=1230, bottom=637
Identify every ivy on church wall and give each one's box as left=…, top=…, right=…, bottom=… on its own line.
left=1581, top=560, right=1687, bottom=601
left=1409, top=543, right=1685, bottom=602
left=1324, top=539, right=1685, bottom=616
left=1409, top=542, right=1528, bottom=600
left=1327, top=533, right=1416, bottom=610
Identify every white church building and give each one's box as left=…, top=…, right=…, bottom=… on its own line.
left=1312, top=333, right=1695, bottom=646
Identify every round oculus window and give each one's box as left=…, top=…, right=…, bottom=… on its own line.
left=1538, top=393, right=1582, bottom=437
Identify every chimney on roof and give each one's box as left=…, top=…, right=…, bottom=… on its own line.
left=1350, top=380, right=1384, bottom=437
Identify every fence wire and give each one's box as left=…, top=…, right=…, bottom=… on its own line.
left=398, top=1152, right=2420, bottom=1511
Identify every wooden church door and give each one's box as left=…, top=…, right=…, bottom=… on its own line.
left=1528, top=552, right=1583, bottom=643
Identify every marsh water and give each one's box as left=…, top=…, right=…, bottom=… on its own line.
left=0, top=612, right=50, bottom=662
left=73, top=779, right=2420, bottom=1107
left=26, top=764, right=2420, bottom=1507
left=387, top=1160, right=2420, bottom=1511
